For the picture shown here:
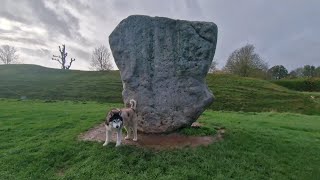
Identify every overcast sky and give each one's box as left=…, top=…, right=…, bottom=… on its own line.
left=0, top=0, right=319, bottom=71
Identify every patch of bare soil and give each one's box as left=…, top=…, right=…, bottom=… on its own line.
left=55, top=169, right=65, bottom=177
left=79, top=123, right=225, bottom=150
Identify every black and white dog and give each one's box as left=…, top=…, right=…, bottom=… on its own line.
left=103, top=99, right=137, bottom=147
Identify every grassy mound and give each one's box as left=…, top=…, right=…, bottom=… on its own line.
left=1, top=64, right=319, bottom=115
left=272, top=78, right=320, bottom=92
left=206, top=74, right=320, bottom=115
left=0, top=100, right=319, bottom=179
left=0, top=64, right=122, bottom=102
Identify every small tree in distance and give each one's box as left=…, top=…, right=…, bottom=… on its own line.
left=224, top=44, right=268, bottom=78
left=289, top=68, right=303, bottom=78
left=303, top=65, right=316, bottom=78
left=268, top=65, right=288, bottom=80
left=52, top=44, right=75, bottom=69
left=90, top=45, right=113, bottom=71
left=0, top=45, right=19, bottom=64
left=315, top=66, right=320, bottom=77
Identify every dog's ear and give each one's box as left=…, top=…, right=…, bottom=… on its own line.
left=108, top=111, right=114, bottom=117
left=104, top=115, right=109, bottom=126
left=119, top=110, right=122, bottom=116
left=106, top=111, right=113, bottom=123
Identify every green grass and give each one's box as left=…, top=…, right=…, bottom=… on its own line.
left=207, top=74, right=320, bottom=115
left=1, top=64, right=319, bottom=115
left=272, top=78, right=320, bottom=92
left=0, top=99, right=319, bottom=179
left=0, top=64, right=123, bottom=102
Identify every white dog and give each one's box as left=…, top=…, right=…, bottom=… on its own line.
left=103, top=99, right=137, bottom=147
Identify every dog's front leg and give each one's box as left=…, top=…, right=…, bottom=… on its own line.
left=103, top=125, right=111, bottom=146
left=116, top=129, right=122, bottom=147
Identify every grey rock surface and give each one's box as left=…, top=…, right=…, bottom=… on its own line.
left=109, top=15, right=218, bottom=133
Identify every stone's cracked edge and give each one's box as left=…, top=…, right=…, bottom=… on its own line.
left=190, top=23, right=214, bottom=43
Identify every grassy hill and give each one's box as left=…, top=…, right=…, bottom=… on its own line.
left=1, top=64, right=319, bottom=115
left=0, top=64, right=123, bottom=102
left=207, top=74, right=320, bottom=115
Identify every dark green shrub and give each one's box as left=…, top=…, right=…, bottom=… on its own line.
left=273, top=78, right=320, bottom=92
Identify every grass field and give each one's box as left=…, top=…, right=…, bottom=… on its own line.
left=206, top=74, right=320, bottom=114
left=1, top=64, right=319, bottom=115
left=1, top=64, right=320, bottom=179
left=0, top=99, right=319, bottom=179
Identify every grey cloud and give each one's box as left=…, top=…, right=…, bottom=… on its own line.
left=65, top=0, right=90, bottom=12
left=0, top=1, right=34, bottom=23
left=0, top=29, right=11, bottom=34
left=0, top=11, right=30, bottom=24
left=0, top=36, right=48, bottom=47
left=1, top=0, right=319, bottom=71
left=26, top=0, right=91, bottom=47
left=20, top=47, right=51, bottom=57
left=28, top=0, right=78, bottom=37
left=196, top=1, right=320, bottom=70
left=184, top=0, right=203, bottom=18
left=67, top=46, right=90, bottom=61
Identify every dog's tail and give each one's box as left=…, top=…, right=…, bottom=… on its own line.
left=129, top=99, right=136, bottom=111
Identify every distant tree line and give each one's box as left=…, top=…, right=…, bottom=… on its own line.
left=1, top=43, right=317, bottom=76
left=286, top=65, right=320, bottom=79
left=51, top=44, right=113, bottom=71
left=0, top=43, right=114, bottom=71
left=208, top=44, right=320, bottom=80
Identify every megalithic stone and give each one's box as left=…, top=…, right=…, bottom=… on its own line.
left=109, top=15, right=218, bottom=133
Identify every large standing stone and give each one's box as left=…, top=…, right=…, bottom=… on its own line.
left=109, top=15, right=218, bottom=133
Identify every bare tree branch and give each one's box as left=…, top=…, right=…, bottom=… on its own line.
left=66, top=58, right=75, bottom=69
left=0, top=45, right=19, bottom=64
left=90, top=45, right=113, bottom=71
left=52, top=44, right=75, bottom=69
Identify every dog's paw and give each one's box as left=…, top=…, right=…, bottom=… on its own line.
left=115, top=143, right=121, bottom=147
left=103, top=142, right=108, bottom=146
left=133, top=138, right=138, bottom=142
left=125, top=136, right=130, bottom=140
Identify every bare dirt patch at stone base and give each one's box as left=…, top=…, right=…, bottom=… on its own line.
left=79, top=123, right=225, bottom=150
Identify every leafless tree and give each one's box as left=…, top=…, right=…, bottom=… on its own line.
left=0, top=45, right=19, bottom=64
left=90, top=45, right=113, bottom=71
left=52, top=44, right=75, bottom=69
left=224, top=44, right=268, bottom=77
